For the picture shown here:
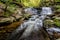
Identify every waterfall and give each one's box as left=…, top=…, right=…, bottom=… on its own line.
left=7, top=7, right=53, bottom=40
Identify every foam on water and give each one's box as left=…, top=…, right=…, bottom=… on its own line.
left=8, top=7, right=54, bottom=40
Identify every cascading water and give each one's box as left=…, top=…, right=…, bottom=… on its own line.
left=7, top=7, right=53, bottom=40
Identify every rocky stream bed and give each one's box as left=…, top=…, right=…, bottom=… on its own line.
left=0, top=0, right=60, bottom=40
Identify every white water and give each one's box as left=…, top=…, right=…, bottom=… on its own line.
left=8, top=7, right=54, bottom=40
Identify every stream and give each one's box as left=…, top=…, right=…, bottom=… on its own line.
left=7, top=7, right=59, bottom=40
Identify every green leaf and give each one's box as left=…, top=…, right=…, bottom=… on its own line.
left=21, top=0, right=41, bottom=7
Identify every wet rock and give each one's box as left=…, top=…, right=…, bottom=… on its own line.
left=0, top=3, right=6, bottom=9
left=15, top=15, right=22, bottom=20
left=0, top=18, right=24, bottom=40
left=44, top=12, right=60, bottom=39
left=56, top=38, right=60, bottom=40
left=0, top=17, right=15, bottom=23
left=24, top=8, right=38, bottom=15
left=44, top=19, right=54, bottom=28
left=0, top=9, right=4, bottom=16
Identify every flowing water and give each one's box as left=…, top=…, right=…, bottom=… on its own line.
left=7, top=7, right=54, bottom=40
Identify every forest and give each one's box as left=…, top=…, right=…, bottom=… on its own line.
left=0, top=0, right=60, bottom=40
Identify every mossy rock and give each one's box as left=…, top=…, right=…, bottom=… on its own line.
left=54, top=18, right=60, bottom=27
left=0, top=18, right=24, bottom=40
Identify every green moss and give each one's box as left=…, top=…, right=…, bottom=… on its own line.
left=7, top=4, right=17, bottom=13
left=44, top=19, right=54, bottom=27
left=21, top=0, right=41, bottom=8
left=4, top=12, right=10, bottom=17
left=55, top=0, right=60, bottom=2
left=23, top=13, right=31, bottom=19
left=54, top=19, right=60, bottom=27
